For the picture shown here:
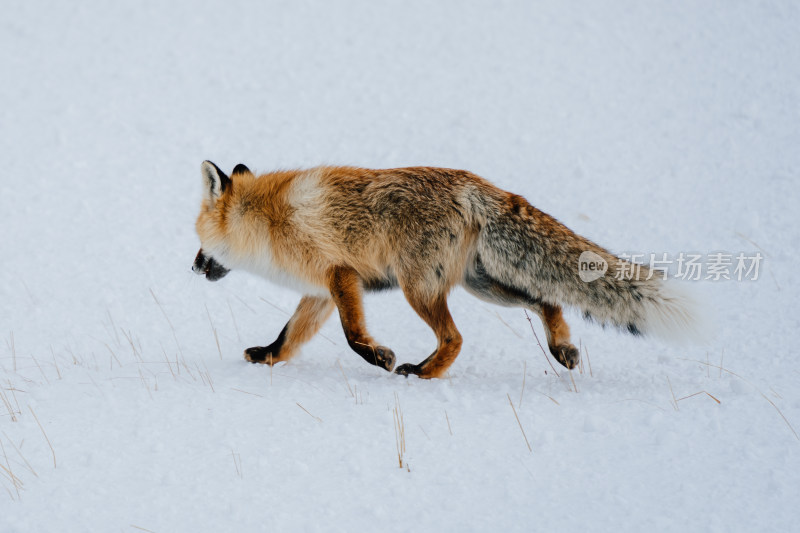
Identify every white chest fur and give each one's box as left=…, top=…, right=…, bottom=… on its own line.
left=209, top=242, right=329, bottom=297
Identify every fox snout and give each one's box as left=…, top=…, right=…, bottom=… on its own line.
left=192, top=249, right=230, bottom=281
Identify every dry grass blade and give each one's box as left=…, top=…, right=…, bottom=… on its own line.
left=296, top=402, right=322, bottom=422
left=138, top=367, right=153, bottom=399
left=161, top=346, right=176, bottom=380
left=676, top=391, right=721, bottom=404
left=202, top=362, right=215, bottom=393
left=8, top=332, right=16, bottom=373
left=540, top=392, right=560, bottom=406
left=230, top=388, right=264, bottom=398
left=106, top=307, right=121, bottom=347
left=205, top=304, right=223, bottom=360
left=680, top=357, right=798, bottom=442
left=523, top=310, right=559, bottom=377
left=337, top=360, right=354, bottom=398
left=259, top=296, right=290, bottom=315
left=0, top=438, right=23, bottom=499
left=734, top=230, right=769, bottom=256
left=519, top=360, right=527, bottom=408
left=2, top=431, right=36, bottom=478
left=353, top=340, right=380, bottom=367
left=393, top=393, right=406, bottom=468
left=445, top=410, right=453, bottom=436
left=584, top=345, right=593, bottom=378
left=50, top=346, right=62, bottom=380
left=227, top=299, right=242, bottom=342
left=122, top=329, right=142, bottom=363
left=29, top=405, right=56, bottom=468
left=103, top=343, right=122, bottom=369
left=30, top=354, right=49, bottom=384
left=231, top=448, right=243, bottom=479
left=418, top=425, right=430, bottom=441
left=0, top=386, right=18, bottom=422
left=666, top=376, right=679, bottom=411
left=149, top=288, right=183, bottom=358
left=507, top=393, right=532, bottom=452
left=479, top=305, right=523, bottom=338
left=6, top=381, right=21, bottom=416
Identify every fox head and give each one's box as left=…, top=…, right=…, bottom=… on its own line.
left=193, top=160, right=253, bottom=282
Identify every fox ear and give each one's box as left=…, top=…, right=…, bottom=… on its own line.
left=201, top=160, right=231, bottom=201
left=232, top=163, right=252, bottom=176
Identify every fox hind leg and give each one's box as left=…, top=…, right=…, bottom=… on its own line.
left=463, top=264, right=579, bottom=369
left=245, top=295, right=335, bottom=365
left=395, top=289, right=463, bottom=379
left=540, top=302, right=579, bottom=369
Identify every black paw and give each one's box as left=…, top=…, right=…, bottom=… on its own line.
left=395, top=363, right=421, bottom=377
left=375, top=346, right=396, bottom=372
left=552, top=344, right=580, bottom=369
left=244, top=347, right=279, bottom=365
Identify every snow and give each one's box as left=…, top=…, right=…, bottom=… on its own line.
left=2, top=1, right=799, bottom=531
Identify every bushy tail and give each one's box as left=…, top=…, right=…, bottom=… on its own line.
left=474, top=196, right=707, bottom=342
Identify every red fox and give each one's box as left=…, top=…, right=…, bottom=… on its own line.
left=193, top=161, right=703, bottom=378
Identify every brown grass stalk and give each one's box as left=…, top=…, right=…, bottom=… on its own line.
left=507, top=393, right=532, bottom=452
left=29, top=405, right=56, bottom=468
left=680, top=357, right=798, bottom=442
left=150, top=288, right=184, bottom=358
left=337, top=360, right=354, bottom=398
left=0, top=387, right=18, bottom=422
left=584, top=345, right=593, bottom=377
left=50, top=346, right=62, bottom=380
left=666, top=376, right=679, bottom=411
left=296, top=402, right=322, bottom=422
left=523, top=310, right=559, bottom=377
left=676, top=391, right=721, bottom=404
left=0, top=438, right=23, bottom=499
left=8, top=332, right=16, bottom=373
left=231, top=449, right=242, bottom=479
left=393, top=393, right=406, bottom=468
left=227, top=300, right=242, bottom=342
left=205, top=305, right=223, bottom=360
left=2, top=431, right=36, bottom=478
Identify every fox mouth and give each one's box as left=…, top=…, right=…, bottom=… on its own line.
left=192, top=249, right=230, bottom=281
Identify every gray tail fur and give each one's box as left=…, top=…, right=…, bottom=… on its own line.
left=472, top=195, right=707, bottom=342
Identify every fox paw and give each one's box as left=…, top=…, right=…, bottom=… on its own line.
left=395, top=363, right=421, bottom=377
left=244, top=347, right=281, bottom=365
left=373, top=346, right=396, bottom=372
left=552, top=344, right=580, bottom=370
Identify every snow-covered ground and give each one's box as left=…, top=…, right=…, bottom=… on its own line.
left=2, top=1, right=799, bottom=531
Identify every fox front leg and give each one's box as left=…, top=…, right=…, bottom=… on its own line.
left=327, top=266, right=396, bottom=371
left=244, top=295, right=335, bottom=365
